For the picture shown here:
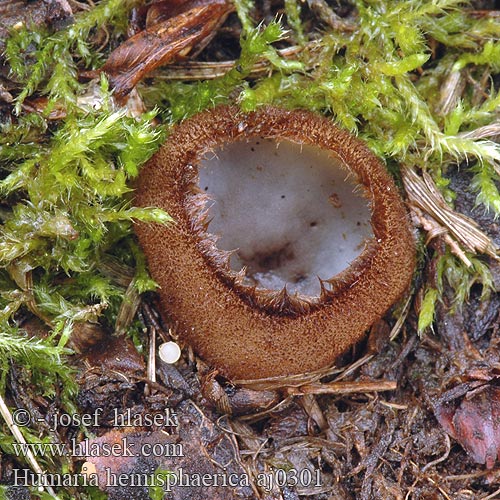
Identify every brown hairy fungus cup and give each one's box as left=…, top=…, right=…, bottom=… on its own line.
left=134, top=106, right=415, bottom=380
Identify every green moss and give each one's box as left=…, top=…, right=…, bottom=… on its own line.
left=471, top=162, right=500, bottom=216
left=141, top=21, right=303, bottom=121
left=437, top=250, right=494, bottom=309
left=284, top=0, right=306, bottom=44
left=148, top=469, right=174, bottom=500
left=0, top=5, right=167, bottom=480
left=5, top=0, right=137, bottom=112
left=418, top=287, right=438, bottom=334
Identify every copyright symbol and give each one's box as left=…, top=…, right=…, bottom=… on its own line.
left=12, top=409, right=31, bottom=427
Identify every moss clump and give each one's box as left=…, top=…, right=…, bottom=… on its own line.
left=5, top=0, right=136, bottom=112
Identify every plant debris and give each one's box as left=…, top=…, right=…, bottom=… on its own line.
left=0, top=0, right=499, bottom=499
left=101, top=0, right=234, bottom=102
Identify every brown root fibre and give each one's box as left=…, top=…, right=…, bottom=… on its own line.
left=135, top=106, right=415, bottom=380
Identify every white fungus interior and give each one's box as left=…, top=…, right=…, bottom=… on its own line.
left=198, top=138, right=373, bottom=297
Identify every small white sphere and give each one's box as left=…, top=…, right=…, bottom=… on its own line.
left=158, top=341, right=181, bottom=364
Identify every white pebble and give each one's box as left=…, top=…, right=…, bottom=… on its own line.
left=159, top=341, right=181, bottom=364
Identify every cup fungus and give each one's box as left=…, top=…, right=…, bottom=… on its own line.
left=135, top=106, right=415, bottom=380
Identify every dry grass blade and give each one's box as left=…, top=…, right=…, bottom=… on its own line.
left=459, top=122, right=500, bottom=140
left=287, top=379, right=397, bottom=396
left=153, top=44, right=311, bottom=81
left=114, top=278, right=141, bottom=335
left=300, top=393, right=328, bottom=429
left=233, top=364, right=341, bottom=390
left=437, top=70, right=465, bottom=116
left=402, top=166, right=499, bottom=265
left=0, top=393, right=60, bottom=499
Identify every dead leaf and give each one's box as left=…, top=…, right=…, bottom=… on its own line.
left=434, top=383, right=500, bottom=469
left=83, top=334, right=145, bottom=373
left=102, top=0, right=233, bottom=101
